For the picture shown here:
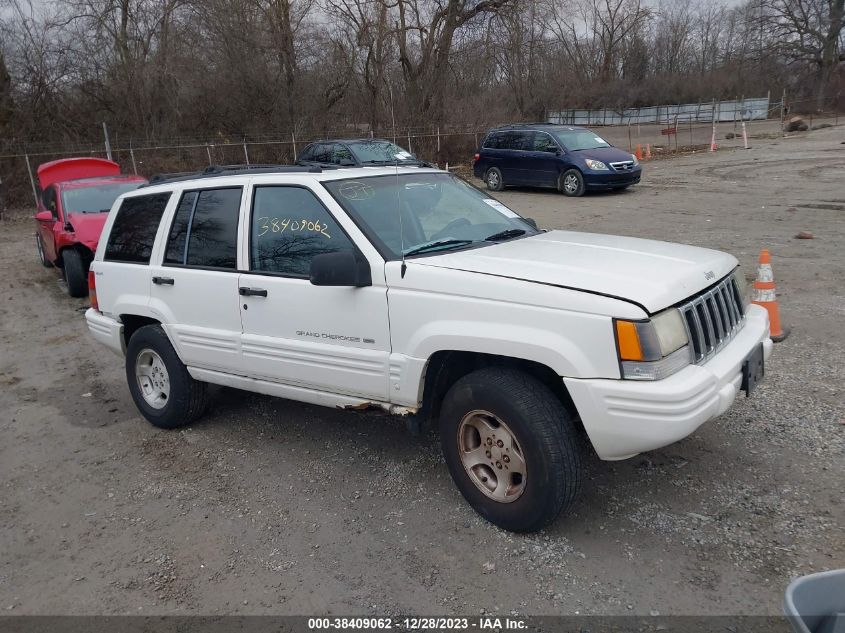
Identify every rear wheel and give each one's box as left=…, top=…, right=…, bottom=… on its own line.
left=559, top=169, right=585, bottom=197
left=439, top=367, right=584, bottom=532
left=126, top=325, right=209, bottom=429
left=485, top=167, right=504, bottom=192
left=61, top=249, right=88, bottom=297
left=35, top=234, right=51, bottom=267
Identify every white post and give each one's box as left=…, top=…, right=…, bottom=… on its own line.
left=437, top=127, right=441, bottom=154
left=102, top=122, right=113, bottom=161
left=130, top=144, right=138, bottom=174
left=25, top=153, right=39, bottom=206
left=243, top=139, right=250, bottom=165
left=291, top=132, right=297, bottom=161
left=206, top=145, right=213, bottom=165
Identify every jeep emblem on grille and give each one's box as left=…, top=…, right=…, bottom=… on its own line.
left=704, top=270, right=715, bottom=280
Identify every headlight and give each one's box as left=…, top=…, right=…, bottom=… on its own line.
left=631, top=153, right=639, bottom=166
left=733, top=271, right=751, bottom=309
left=585, top=159, right=608, bottom=170
left=615, top=309, right=690, bottom=380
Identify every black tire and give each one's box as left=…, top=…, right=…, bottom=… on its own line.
left=485, top=167, right=504, bottom=192
left=36, top=234, right=51, bottom=267
left=125, top=325, right=209, bottom=429
left=439, top=367, right=584, bottom=532
left=61, top=249, right=89, bottom=297
left=558, top=169, right=585, bottom=197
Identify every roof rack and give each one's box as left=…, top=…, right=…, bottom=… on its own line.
left=491, top=122, right=565, bottom=129
left=141, top=164, right=324, bottom=187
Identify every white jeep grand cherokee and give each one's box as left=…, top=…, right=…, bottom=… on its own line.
left=86, top=165, right=772, bottom=532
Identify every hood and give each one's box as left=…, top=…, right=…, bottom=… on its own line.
left=65, top=212, right=109, bottom=249
left=37, top=158, right=121, bottom=189
left=572, top=146, right=636, bottom=163
left=415, top=230, right=737, bottom=314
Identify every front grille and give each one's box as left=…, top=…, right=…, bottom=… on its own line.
left=610, top=160, right=634, bottom=171
left=679, top=275, right=746, bottom=364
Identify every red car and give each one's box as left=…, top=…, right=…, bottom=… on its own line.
left=34, top=158, right=147, bottom=296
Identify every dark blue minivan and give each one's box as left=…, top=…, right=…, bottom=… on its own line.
left=472, top=124, right=641, bottom=196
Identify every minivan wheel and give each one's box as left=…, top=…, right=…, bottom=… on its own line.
left=559, top=169, right=585, bottom=197
left=439, top=367, right=584, bottom=532
left=36, top=234, right=51, bottom=267
left=61, top=249, right=89, bottom=297
left=126, top=325, right=209, bottom=429
left=485, top=167, right=504, bottom=192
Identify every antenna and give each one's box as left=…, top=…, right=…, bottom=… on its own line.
left=388, top=81, right=407, bottom=278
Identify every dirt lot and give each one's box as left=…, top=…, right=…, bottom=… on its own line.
left=1, top=128, right=843, bottom=618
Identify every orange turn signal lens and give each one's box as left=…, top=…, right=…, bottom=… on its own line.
left=615, top=320, right=644, bottom=361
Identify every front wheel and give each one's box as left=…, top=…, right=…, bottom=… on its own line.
left=61, top=249, right=88, bottom=297
left=439, top=367, right=584, bottom=532
left=126, top=325, right=209, bottom=429
left=36, top=234, right=51, bottom=267
left=559, top=169, right=585, bottom=197
left=485, top=167, right=504, bottom=192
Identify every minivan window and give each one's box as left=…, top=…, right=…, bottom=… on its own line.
left=484, top=131, right=532, bottom=151
left=164, top=188, right=242, bottom=270
left=552, top=130, right=611, bottom=151
left=250, top=186, right=354, bottom=277
left=104, top=193, right=171, bottom=264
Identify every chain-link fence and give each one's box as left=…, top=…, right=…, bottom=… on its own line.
left=0, top=96, right=841, bottom=214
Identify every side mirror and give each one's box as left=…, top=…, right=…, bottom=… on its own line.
left=34, top=210, right=54, bottom=222
left=310, top=251, right=372, bottom=287
left=523, top=218, right=538, bottom=230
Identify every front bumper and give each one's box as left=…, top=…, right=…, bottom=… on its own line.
left=583, top=168, right=642, bottom=189
left=85, top=308, right=125, bottom=357
left=564, top=304, right=772, bottom=460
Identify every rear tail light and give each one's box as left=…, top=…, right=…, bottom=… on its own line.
left=88, top=270, right=99, bottom=311
left=473, top=153, right=480, bottom=163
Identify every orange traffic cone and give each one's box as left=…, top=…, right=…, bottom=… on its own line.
left=752, top=249, right=789, bottom=342
left=645, top=143, right=652, bottom=160
left=635, top=144, right=643, bottom=160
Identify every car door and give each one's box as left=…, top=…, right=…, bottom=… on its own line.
left=522, top=131, right=562, bottom=186
left=148, top=185, right=245, bottom=374
left=238, top=182, right=391, bottom=400
left=37, top=186, right=59, bottom=262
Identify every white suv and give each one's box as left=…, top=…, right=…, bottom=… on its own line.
left=86, top=165, right=772, bottom=532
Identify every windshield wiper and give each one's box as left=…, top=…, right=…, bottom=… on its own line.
left=485, top=228, right=526, bottom=241
left=404, top=239, right=475, bottom=257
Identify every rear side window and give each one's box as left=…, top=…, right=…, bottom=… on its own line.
left=164, top=187, right=242, bottom=270
left=104, top=193, right=171, bottom=264
left=483, top=131, right=532, bottom=151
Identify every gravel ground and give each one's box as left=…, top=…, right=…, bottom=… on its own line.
left=0, top=126, right=843, bottom=617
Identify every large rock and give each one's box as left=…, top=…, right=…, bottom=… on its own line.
left=784, top=116, right=809, bottom=132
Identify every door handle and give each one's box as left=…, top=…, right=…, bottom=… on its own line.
left=152, top=276, right=175, bottom=285
left=239, top=286, right=268, bottom=297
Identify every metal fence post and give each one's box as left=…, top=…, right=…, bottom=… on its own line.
left=437, top=127, right=441, bottom=155
left=206, top=145, right=213, bottom=165
left=781, top=89, right=786, bottom=136
left=129, top=143, right=138, bottom=174
left=243, top=138, right=250, bottom=165
left=291, top=132, right=297, bottom=161
left=407, top=129, right=412, bottom=154
left=102, top=122, right=113, bottom=161
left=24, top=153, right=39, bottom=206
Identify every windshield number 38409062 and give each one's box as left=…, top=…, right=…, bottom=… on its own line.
left=256, top=216, right=332, bottom=239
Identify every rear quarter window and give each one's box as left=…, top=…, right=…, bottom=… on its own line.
left=104, top=192, right=171, bottom=264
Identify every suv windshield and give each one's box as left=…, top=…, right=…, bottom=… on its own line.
left=350, top=141, right=418, bottom=164
left=323, top=173, right=538, bottom=258
left=551, top=130, right=611, bottom=151
left=62, top=182, right=144, bottom=213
